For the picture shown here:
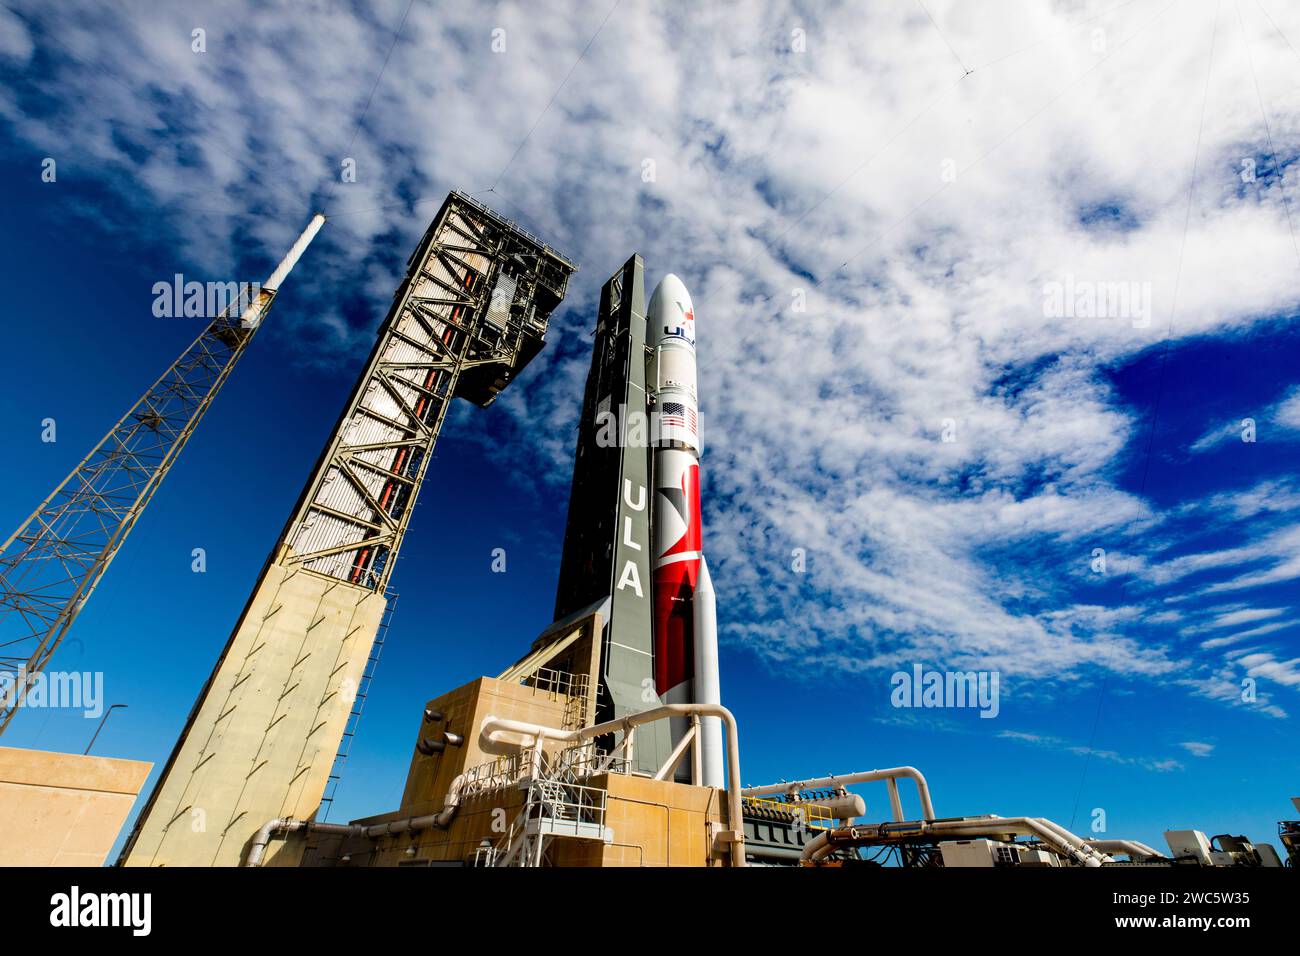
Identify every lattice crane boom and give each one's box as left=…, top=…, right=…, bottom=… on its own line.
left=0, top=214, right=325, bottom=733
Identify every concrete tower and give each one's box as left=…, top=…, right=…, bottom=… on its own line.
left=121, top=193, right=575, bottom=866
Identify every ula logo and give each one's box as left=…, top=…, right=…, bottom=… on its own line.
left=662, top=305, right=695, bottom=346
left=50, top=886, right=151, bottom=936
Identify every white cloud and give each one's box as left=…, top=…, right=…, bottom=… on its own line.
left=0, top=7, right=33, bottom=63
left=998, top=729, right=1184, bottom=773
left=1275, top=388, right=1300, bottom=430
left=5, top=0, right=1300, bottom=719
left=1190, top=386, right=1300, bottom=453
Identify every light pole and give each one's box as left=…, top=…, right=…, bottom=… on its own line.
left=85, top=703, right=127, bottom=755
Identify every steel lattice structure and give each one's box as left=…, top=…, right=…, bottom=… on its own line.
left=278, top=192, right=577, bottom=592
left=119, top=193, right=576, bottom=867
left=0, top=215, right=323, bottom=733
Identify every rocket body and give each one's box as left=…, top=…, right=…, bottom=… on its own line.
left=649, top=274, right=722, bottom=787
left=649, top=275, right=700, bottom=702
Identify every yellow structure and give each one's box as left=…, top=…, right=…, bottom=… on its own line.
left=121, top=549, right=385, bottom=867
left=120, top=193, right=576, bottom=869
left=0, top=746, right=151, bottom=866
left=294, top=611, right=736, bottom=867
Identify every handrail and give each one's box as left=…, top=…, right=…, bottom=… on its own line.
left=478, top=703, right=747, bottom=867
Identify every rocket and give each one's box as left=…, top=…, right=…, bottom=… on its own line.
left=648, top=274, right=723, bottom=788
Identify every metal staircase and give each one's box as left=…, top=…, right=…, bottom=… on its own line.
left=477, top=758, right=613, bottom=867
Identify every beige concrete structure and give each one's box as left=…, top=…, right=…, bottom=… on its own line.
left=122, top=549, right=385, bottom=867
left=0, top=746, right=151, bottom=866
left=121, top=196, right=576, bottom=869
left=293, top=611, right=733, bottom=867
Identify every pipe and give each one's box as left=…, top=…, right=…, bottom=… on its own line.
left=478, top=703, right=747, bottom=867
left=935, top=817, right=1109, bottom=867
left=801, top=816, right=1112, bottom=867
left=1032, top=816, right=1113, bottom=866
left=817, top=793, right=867, bottom=822
left=238, top=212, right=326, bottom=329
left=244, top=773, right=465, bottom=866
left=247, top=818, right=308, bottom=867
left=1085, top=839, right=1166, bottom=861
left=743, top=767, right=937, bottom=821
left=800, top=830, right=831, bottom=863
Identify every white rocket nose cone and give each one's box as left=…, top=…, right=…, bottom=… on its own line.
left=649, top=274, right=695, bottom=348
left=649, top=273, right=693, bottom=318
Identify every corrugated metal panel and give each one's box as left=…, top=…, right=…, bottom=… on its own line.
left=486, top=272, right=516, bottom=330
left=353, top=447, right=394, bottom=470
left=312, top=468, right=368, bottom=519
left=383, top=336, right=436, bottom=367
left=361, top=381, right=403, bottom=423
left=426, top=257, right=460, bottom=289
left=411, top=274, right=455, bottom=301
left=345, top=413, right=405, bottom=448
left=292, top=511, right=364, bottom=561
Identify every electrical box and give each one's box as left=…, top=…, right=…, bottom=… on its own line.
left=1164, top=829, right=1214, bottom=864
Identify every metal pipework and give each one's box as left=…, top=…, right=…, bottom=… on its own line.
left=416, top=731, right=464, bottom=755
left=245, top=773, right=466, bottom=866
left=1087, top=839, right=1166, bottom=862
left=800, top=815, right=1114, bottom=867
left=742, top=767, right=937, bottom=822
left=477, top=703, right=747, bottom=867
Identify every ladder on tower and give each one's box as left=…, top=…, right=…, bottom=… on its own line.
left=319, top=589, right=398, bottom=821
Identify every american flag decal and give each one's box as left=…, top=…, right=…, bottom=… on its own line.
left=662, top=402, right=686, bottom=428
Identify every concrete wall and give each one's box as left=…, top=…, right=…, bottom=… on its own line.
left=0, top=746, right=151, bottom=867
left=123, top=551, right=385, bottom=867
left=299, top=672, right=729, bottom=868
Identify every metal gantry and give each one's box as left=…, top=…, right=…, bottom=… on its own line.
left=118, top=194, right=576, bottom=867
left=278, top=192, right=576, bottom=592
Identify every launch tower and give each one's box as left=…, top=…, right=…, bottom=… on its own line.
left=121, top=193, right=575, bottom=866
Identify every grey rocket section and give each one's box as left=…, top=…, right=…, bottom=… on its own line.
left=552, top=254, right=670, bottom=772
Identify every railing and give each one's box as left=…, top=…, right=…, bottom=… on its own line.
left=743, top=795, right=834, bottom=831
left=519, top=665, right=588, bottom=699
left=515, top=666, right=593, bottom=730
left=459, top=750, right=538, bottom=799
left=524, top=779, right=608, bottom=834
left=551, top=741, right=629, bottom=781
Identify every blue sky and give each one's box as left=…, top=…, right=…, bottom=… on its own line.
left=0, top=0, right=1297, bottom=859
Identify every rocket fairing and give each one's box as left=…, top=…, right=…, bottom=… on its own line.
left=649, top=274, right=723, bottom=787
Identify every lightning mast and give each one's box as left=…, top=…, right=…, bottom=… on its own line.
left=0, top=214, right=326, bottom=734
